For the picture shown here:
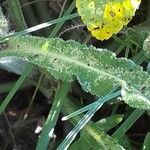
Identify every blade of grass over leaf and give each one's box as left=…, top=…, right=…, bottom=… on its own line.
left=36, top=81, right=71, bottom=150
left=61, top=101, right=96, bottom=121
left=96, top=114, right=124, bottom=132
left=62, top=88, right=118, bottom=121
left=57, top=91, right=121, bottom=150
left=61, top=97, right=124, bottom=150
left=0, top=13, right=78, bottom=41
left=0, top=64, right=32, bottom=115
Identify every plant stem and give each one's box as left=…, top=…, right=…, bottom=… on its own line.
left=36, top=81, right=71, bottom=150
left=24, top=73, right=44, bottom=119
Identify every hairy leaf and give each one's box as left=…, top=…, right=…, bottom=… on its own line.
left=0, top=56, right=29, bottom=74
left=0, top=35, right=150, bottom=109
left=0, top=7, right=9, bottom=36
left=0, top=56, right=39, bottom=77
left=143, top=34, right=150, bottom=58
left=76, top=0, right=141, bottom=40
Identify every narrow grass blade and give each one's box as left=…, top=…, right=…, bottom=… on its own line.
left=57, top=91, right=121, bottom=150
left=0, top=13, right=78, bottom=41
left=36, top=82, right=71, bottom=150
left=112, top=109, right=145, bottom=140
left=49, top=1, right=75, bottom=38
left=62, top=89, right=119, bottom=121
left=7, top=0, right=27, bottom=31
left=61, top=101, right=96, bottom=121
left=0, top=64, right=32, bottom=115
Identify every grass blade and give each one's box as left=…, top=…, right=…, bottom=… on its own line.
left=0, top=13, right=78, bottom=41
left=36, top=81, right=71, bottom=150
left=57, top=91, right=121, bottom=150
left=49, top=1, right=75, bottom=38
left=112, top=109, right=145, bottom=140
left=0, top=64, right=32, bottom=115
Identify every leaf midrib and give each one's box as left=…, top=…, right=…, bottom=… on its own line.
left=4, top=48, right=124, bottom=84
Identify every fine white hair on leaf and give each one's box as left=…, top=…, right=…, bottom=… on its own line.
left=0, top=7, right=9, bottom=37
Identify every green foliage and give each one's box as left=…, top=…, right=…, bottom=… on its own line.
left=0, top=35, right=150, bottom=110
left=143, top=132, right=150, bottom=150
left=96, top=114, right=124, bottom=132
left=0, top=7, right=9, bottom=36
left=69, top=122, right=124, bottom=150
left=143, top=34, right=150, bottom=58
left=118, top=135, right=132, bottom=150
left=69, top=115, right=124, bottom=150
left=76, top=0, right=141, bottom=40
left=0, top=0, right=149, bottom=149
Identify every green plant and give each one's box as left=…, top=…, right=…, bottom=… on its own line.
left=76, top=0, right=141, bottom=40
left=0, top=0, right=150, bottom=150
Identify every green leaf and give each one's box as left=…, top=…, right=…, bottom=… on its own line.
left=76, top=0, right=141, bottom=40
left=69, top=122, right=124, bottom=150
left=143, top=35, right=150, bottom=59
left=68, top=115, right=124, bottom=150
left=0, top=7, right=9, bottom=36
left=143, top=132, right=150, bottom=150
left=0, top=56, right=39, bottom=77
left=62, top=97, right=124, bottom=150
left=0, top=35, right=150, bottom=110
left=96, top=114, right=124, bottom=132
left=0, top=56, right=28, bottom=73
left=118, top=135, right=132, bottom=150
